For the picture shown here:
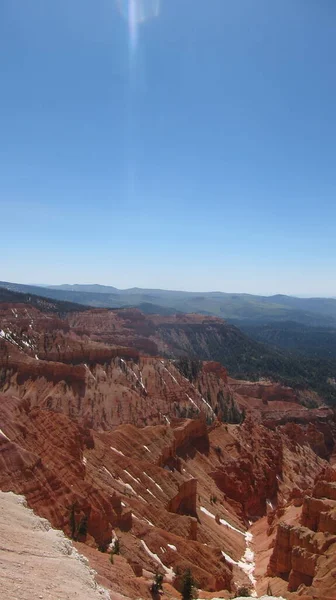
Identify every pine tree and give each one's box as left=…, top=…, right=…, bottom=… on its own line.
left=181, top=569, right=197, bottom=600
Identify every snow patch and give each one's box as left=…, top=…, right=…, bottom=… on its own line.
left=0, top=428, right=10, bottom=442
left=110, top=446, right=125, bottom=456
left=84, top=364, right=96, bottom=381
left=124, top=469, right=140, bottom=485
left=238, top=543, right=256, bottom=587
left=186, top=394, right=199, bottom=410
left=120, top=359, right=147, bottom=393
left=163, top=366, right=179, bottom=385
left=0, top=330, right=21, bottom=348
left=200, top=507, right=245, bottom=537
left=144, top=473, right=163, bottom=492
left=167, top=544, right=177, bottom=551
left=201, top=396, right=215, bottom=415
left=138, top=495, right=148, bottom=504
left=102, top=467, right=114, bottom=479
left=200, top=506, right=216, bottom=520
left=132, top=514, right=153, bottom=526
left=117, top=479, right=136, bottom=495
left=140, top=540, right=174, bottom=582
left=221, top=550, right=238, bottom=566
left=201, top=506, right=256, bottom=589
left=109, top=531, right=119, bottom=553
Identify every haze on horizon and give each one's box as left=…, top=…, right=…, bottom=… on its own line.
left=1, top=1, right=335, bottom=297
left=15, top=281, right=335, bottom=300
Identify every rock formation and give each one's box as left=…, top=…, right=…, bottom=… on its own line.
left=268, top=469, right=336, bottom=598
left=1, top=299, right=336, bottom=599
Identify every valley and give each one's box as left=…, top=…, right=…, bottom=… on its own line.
left=0, top=291, right=336, bottom=599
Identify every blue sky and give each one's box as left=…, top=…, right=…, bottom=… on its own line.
left=1, top=0, right=335, bottom=295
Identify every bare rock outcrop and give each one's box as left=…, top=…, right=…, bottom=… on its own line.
left=167, top=478, right=197, bottom=517
left=268, top=469, right=336, bottom=596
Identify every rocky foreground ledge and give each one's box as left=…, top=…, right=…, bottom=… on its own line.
left=0, top=491, right=113, bottom=600
left=232, top=597, right=284, bottom=600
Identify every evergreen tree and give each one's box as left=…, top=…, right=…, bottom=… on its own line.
left=181, top=569, right=197, bottom=600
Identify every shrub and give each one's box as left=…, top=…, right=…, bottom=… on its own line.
left=235, top=585, right=251, bottom=597
left=181, top=569, right=198, bottom=600
left=77, top=514, right=88, bottom=537
left=150, top=571, right=164, bottom=595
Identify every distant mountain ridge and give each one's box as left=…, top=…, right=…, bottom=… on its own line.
left=1, top=284, right=336, bottom=405
left=0, top=285, right=88, bottom=315
left=1, top=281, right=336, bottom=326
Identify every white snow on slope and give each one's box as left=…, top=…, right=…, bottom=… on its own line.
left=238, top=543, right=256, bottom=586
left=84, top=364, right=96, bottom=381
left=167, top=544, right=177, bottom=551
left=221, top=550, right=238, bottom=566
left=0, top=428, right=10, bottom=442
left=146, top=488, right=156, bottom=498
left=186, top=394, right=199, bottom=410
left=124, top=469, right=140, bottom=485
left=144, top=472, right=164, bottom=492
left=200, top=507, right=245, bottom=536
left=110, top=446, right=125, bottom=456
left=201, top=396, right=215, bottom=415
left=200, top=507, right=256, bottom=589
left=102, top=467, right=114, bottom=479
left=140, top=540, right=174, bottom=581
left=162, top=365, right=179, bottom=385
left=120, top=359, right=147, bottom=393
left=117, top=479, right=136, bottom=495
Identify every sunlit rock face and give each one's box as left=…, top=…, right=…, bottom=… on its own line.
left=1, top=299, right=336, bottom=599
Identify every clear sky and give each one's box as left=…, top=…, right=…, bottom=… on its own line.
left=1, top=0, right=335, bottom=295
